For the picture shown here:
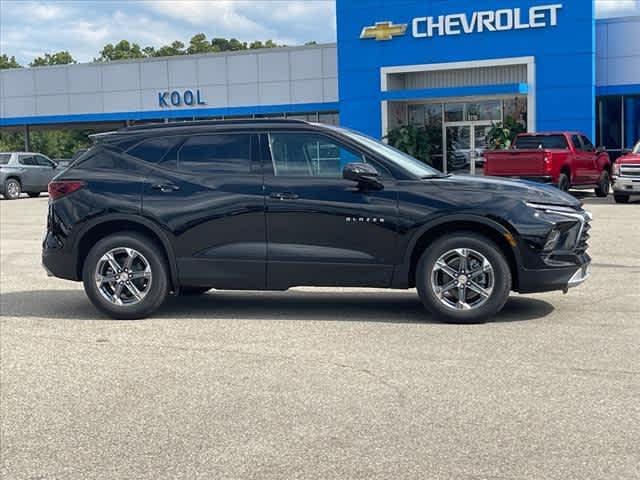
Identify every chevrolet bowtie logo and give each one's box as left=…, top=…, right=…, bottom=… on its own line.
left=360, top=21, right=408, bottom=41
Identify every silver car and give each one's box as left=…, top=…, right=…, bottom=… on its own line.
left=0, top=152, right=59, bottom=200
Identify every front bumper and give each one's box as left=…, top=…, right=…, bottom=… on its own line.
left=517, top=256, right=591, bottom=293
left=612, top=176, right=640, bottom=194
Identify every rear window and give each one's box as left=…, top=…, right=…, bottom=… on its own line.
left=0, top=154, right=11, bottom=165
left=126, top=137, right=179, bottom=164
left=514, top=135, right=568, bottom=150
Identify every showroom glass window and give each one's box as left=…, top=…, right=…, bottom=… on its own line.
left=178, top=134, right=253, bottom=174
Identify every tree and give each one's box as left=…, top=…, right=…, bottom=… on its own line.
left=249, top=40, right=264, bottom=50
left=187, top=33, right=212, bottom=54
left=30, top=51, right=76, bottom=67
left=153, top=40, right=185, bottom=57
left=97, top=40, right=145, bottom=61
left=0, top=54, right=21, bottom=69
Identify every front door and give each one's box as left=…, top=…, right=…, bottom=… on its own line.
left=445, top=122, right=493, bottom=175
left=262, top=131, right=398, bottom=289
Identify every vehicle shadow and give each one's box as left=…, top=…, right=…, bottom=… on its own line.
left=0, top=289, right=554, bottom=324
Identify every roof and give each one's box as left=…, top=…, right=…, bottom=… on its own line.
left=90, top=118, right=324, bottom=142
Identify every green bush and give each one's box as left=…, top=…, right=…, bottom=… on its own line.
left=486, top=116, right=526, bottom=150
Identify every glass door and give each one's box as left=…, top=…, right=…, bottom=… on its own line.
left=446, top=125, right=472, bottom=175
left=445, top=122, right=493, bottom=175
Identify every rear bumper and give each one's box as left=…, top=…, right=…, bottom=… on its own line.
left=612, top=176, right=640, bottom=194
left=42, top=230, right=78, bottom=281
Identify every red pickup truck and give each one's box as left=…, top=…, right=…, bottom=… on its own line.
left=484, top=132, right=611, bottom=196
left=612, top=140, right=640, bottom=203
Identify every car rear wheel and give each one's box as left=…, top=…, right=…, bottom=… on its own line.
left=416, top=233, right=511, bottom=324
left=4, top=179, right=21, bottom=200
left=614, top=194, right=630, bottom=204
left=82, top=233, right=169, bottom=319
left=594, top=171, right=610, bottom=197
left=557, top=173, right=570, bottom=192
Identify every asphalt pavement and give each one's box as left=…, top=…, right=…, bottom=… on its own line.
left=1, top=194, right=639, bottom=480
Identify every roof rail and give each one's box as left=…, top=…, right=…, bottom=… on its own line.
left=118, top=118, right=310, bottom=132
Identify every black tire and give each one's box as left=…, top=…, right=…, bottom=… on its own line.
left=416, top=232, right=512, bottom=324
left=179, top=286, right=210, bottom=296
left=82, top=233, right=169, bottom=319
left=614, top=194, right=629, bottom=204
left=557, top=173, right=570, bottom=192
left=3, top=178, right=21, bottom=200
left=27, top=192, right=40, bottom=198
left=594, top=171, right=610, bottom=197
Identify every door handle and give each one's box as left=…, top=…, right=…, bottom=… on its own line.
left=152, top=183, right=180, bottom=193
left=270, top=192, right=299, bottom=200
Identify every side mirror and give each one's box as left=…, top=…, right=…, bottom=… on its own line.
left=343, top=162, right=383, bottom=189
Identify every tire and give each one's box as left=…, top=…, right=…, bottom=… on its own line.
left=27, top=192, right=40, bottom=198
left=3, top=178, right=21, bottom=200
left=416, top=232, right=512, bottom=324
left=557, top=173, right=570, bottom=192
left=82, top=233, right=169, bottom=319
left=614, top=194, right=630, bottom=204
left=594, top=171, right=610, bottom=197
left=179, top=286, right=210, bottom=296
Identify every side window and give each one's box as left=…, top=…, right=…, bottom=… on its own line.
left=571, top=135, right=583, bottom=151
left=268, top=132, right=386, bottom=178
left=35, top=155, right=54, bottom=167
left=580, top=135, right=595, bottom=152
left=126, top=137, right=178, bottom=164
left=18, top=155, right=36, bottom=166
left=178, top=134, right=252, bottom=174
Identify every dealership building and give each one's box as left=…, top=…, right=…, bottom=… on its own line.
left=1, top=0, right=639, bottom=172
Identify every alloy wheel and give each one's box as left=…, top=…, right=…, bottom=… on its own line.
left=95, top=247, right=152, bottom=306
left=430, top=248, right=495, bottom=311
left=6, top=180, right=20, bottom=199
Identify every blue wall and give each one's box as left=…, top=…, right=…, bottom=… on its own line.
left=337, top=0, right=596, bottom=139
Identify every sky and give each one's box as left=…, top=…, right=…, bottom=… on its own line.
left=1, top=0, right=639, bottom=65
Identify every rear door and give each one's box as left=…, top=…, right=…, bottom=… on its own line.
left=141, top=132, right=266, bottom=289
left=17, top=154, right=39, bottom=191
left=262, top=131, right=398, bottom=289
left=571, top=134, right=593, bottom=184
left=34, top=155, right=57, bottom=190
left=579, top=135, right=600, bottom=182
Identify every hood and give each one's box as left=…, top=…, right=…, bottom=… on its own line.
left=617, top=153, right=640, bottom=164
left=433, top=174, right=582, bottom=208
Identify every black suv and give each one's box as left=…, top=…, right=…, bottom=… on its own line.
left=43, top=120, right=591, bottom=323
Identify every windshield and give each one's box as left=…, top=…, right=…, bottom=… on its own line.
left=633, top=141, right=640, bottom=155
left=325, top=125, right=442, bottom=178
left=0, top=153, right=11, bottom=165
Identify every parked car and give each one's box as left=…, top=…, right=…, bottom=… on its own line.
left=612, top=140, right=640, bottom=203
left=483, top=132, right=611, bottom=196
left=0, top=152, right=59, bottom=199
left=42, top=120, right=592, bottom=323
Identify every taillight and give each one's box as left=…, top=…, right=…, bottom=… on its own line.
left=48, top=180, right=85, bottom=200
left=543, top=152, right=553, bottom=171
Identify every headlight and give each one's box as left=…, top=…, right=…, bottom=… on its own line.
left=612, top=162, right=621, bottom=177
left=526, top=202, right=591, bottom=252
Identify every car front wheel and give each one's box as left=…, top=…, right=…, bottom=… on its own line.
left=82, top=233, right=169, bottom=319
left=416, top=233, right=512, bottom=324
left=614, top=194, right=630, bottom=204
left=594, top=171, right=610, bottom=197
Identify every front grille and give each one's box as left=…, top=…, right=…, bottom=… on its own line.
left=575, top=214, right=591, bottom=254
left=620, top=164, right=640, bottom=177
